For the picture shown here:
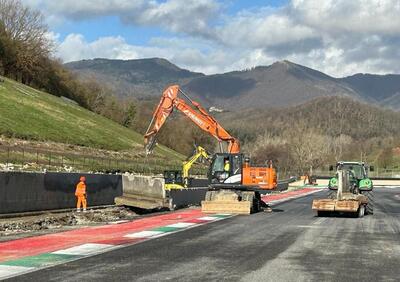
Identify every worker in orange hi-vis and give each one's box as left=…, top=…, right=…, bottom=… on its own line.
left=75, top=176, right=87, bottom=212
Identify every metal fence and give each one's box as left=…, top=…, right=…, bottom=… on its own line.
left=0, top=145, right=207, bottom=175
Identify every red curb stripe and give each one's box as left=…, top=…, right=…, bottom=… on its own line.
left=0, top=209, right=204, bottom=262
left=262, top=188, right=317, bottom=202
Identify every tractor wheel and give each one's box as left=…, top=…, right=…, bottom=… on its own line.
left=317, top=210, right=328, bottom=217
left=328, top=190, right=337, bottom=199
left=362, top=191, right=374, bottom=215
left=358, top=205, right=365, bottom=218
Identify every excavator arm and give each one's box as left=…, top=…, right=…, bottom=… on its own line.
left=182, top=146, right=210, bottom=180
left=144, top=85, right=240, bottom=154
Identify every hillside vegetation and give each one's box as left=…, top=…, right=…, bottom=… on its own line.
left=223, top=96, right=400, bottom=141
left=215, top=96, right=400, bottom=175
left=0, top=1, right=139, bottom=133
left=0, top=76, right=182, bottom=160
left=66, top=58, right=204, bottom=98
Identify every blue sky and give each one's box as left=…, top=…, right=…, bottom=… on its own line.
left=24, top=0, right=400, bottom=76
left=52, top=1, right=289, bottom=44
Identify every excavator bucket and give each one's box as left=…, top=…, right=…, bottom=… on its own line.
left=201, top=190, right=257, bottom=214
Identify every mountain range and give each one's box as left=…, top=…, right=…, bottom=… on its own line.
left=65, top=58, right=400, bottom=110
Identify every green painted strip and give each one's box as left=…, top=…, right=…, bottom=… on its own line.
left=151, top=226, right=181, bottom=232
left=0, top=253, right=81, bottom=268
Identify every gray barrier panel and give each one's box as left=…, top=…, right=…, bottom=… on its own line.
left=0, top=172, right=122, bottom=214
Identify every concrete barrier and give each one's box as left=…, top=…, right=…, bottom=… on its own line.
left=115, top=174, right=171, bottom=210
left=0, top=172, right=122, bottom=214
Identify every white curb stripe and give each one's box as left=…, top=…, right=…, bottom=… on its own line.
left=52, top=243, right=116, bottom=256
left=166, top=222, right=197, bottom=228
left=108, top=220, right=129, bottom=224
left=0, top=265, right=35, bottom=280
left=198, top=216, right=219, bottom=221
left=124, top=230, right=165, bottom=238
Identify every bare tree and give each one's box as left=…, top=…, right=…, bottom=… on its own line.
left=329, top=134, right=353, bottom=162
left=0, top=0, right=52, bottom=82
left=285, top=124, right=330, bottom=175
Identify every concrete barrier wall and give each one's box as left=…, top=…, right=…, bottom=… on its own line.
left=0, top=172, right=122, bottom=214
left=121, top=174, right=165, bottom=199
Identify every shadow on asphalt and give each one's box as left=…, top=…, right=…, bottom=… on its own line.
left=271, top=208, right=284, bottom=212
left=314, top=211, right=368, bottom=218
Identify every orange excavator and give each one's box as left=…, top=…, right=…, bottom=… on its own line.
left=145, top=85, right=277, bottom=214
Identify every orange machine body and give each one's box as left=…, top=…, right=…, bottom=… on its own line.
left=242, top=166, right=277, bottom=190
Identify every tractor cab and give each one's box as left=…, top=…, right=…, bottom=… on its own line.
left=329, top=161, right=373, bottom=192
left=208, top=153, right=243, bottom=184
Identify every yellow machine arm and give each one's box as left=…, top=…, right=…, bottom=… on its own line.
left=182, top=146, right=210, bottom=187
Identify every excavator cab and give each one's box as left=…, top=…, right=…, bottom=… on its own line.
left=164, top=170, right=185, bottom=190
left=208, top=153, right=243, bottom=184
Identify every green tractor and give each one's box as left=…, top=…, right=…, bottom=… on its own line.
left=328, top=161, right=374, bottom=214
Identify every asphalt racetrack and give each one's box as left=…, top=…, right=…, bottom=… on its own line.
left=11, top=188, right=400, bottom=282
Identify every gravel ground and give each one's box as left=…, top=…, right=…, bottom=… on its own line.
left=0, top=206, right=137, bottom=241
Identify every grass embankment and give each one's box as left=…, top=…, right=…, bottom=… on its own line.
left=0, top=76, right=184, bottom=172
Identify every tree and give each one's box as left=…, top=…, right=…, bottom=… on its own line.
left=285, top=124, right=330, bottom=175
left=0, top=0, right=52, bottom=83
left=377, top=147, right=393, bottom=169
left=329, top=134, right=353, bottom=162
left=122, top=100, right=136, bottom=128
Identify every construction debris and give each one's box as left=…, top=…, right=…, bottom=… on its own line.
left=0, top=206, right=137, bottom=238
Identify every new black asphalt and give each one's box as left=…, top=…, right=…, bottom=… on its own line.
left=9, top=188, right=400, bottom=282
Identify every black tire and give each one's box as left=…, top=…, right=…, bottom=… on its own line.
left=317, top=210, right=328, bottom=217
left=362, top=191, right=374, bottom=215
left=358, top=205, right=365, bottom=218
left=328, top=190, right=337, bottom=199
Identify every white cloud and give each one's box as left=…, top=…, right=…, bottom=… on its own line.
left=24, top=0, right=220, bottom=37
left=58, top=34, right=138, bottom=62
left=26, top=0, right=400, bottom=76
left=292, top=0, right=400, bottom=35
left=216, top=10, right=317, bottom=48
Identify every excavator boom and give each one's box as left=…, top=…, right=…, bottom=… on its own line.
left=144, top=85, right=240, bottom=154
left=143, top=84, right=277, bottom=215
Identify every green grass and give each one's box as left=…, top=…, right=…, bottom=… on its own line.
left=0, top=77, right=183, bottom=160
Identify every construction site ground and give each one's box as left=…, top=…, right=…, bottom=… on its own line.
left=4, top=186, right=399, bottom=281
left=0, top=206, right=139, bottom=242
left=0, top=185, right=310, bottom=242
